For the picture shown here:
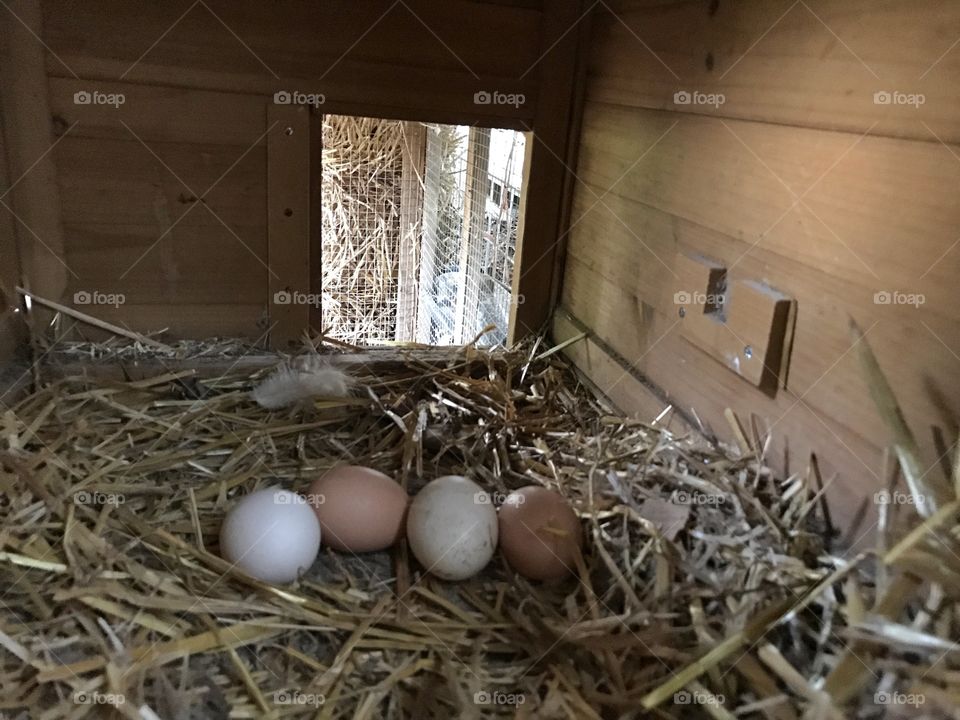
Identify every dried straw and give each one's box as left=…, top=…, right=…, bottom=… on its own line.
left=321, top=116, right=406, bottom=344
left=0, top=333, right=957, bottom=718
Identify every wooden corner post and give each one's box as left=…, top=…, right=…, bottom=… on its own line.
left=266, top=103, right=315, bottom=349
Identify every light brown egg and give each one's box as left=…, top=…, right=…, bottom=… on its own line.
left=307, top=465, right=408, bottom=553
left=498, top=486, right=582, bottom=581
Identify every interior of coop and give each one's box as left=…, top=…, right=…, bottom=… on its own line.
left=0, top=0, right=959, bottom=717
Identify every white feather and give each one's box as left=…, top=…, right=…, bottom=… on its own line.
left=251, top=362, right=351, bottom=410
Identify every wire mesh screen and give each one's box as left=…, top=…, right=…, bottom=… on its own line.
left=321, top=117, right=524, bottom=347
left=320, top=115, right=404, bottom=344
left=416, top=125, right=525, bottom=346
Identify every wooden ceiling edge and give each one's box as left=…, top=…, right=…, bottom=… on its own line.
left=44, top=57, right=539, bottom=129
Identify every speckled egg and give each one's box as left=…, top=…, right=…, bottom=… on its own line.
left=406, top=475, right=498, bottom=581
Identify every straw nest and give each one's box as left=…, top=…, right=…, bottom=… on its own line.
left=0, top=330, right=958, bottom=719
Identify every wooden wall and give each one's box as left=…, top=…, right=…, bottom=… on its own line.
left=555, top=0, right=960, bottom=526
left=1, top=0, right=583, bottom=343
left=0, top=112, right=23, bottom=368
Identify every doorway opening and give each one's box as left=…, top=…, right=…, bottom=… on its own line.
left=320, top=116, right=525, bottom=347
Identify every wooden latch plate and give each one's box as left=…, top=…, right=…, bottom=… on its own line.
left=672, top=253, right=795, bottom=395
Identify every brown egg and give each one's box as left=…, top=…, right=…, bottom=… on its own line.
left=307, top=465, right=409, bottom=553
left=498, top=486, right=582, bottom=581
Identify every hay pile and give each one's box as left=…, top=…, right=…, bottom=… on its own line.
left=0, top=334, right=957, bottom=718
left=321, top=116, right=406, bottom=345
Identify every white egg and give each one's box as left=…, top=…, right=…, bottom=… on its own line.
left=406, top=475, right=498, bottom=580
left=219, top=488, right=321, bottom=584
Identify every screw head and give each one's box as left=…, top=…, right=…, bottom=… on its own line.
left=678, top=307, right=686, bottom=318
left=743, top=345, right=753, bottom=359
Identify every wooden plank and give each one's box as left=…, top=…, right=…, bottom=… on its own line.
left=53, top=132, right=268, bottom=313
left=49, top=78, right=265, bottom=145
left=62, top=225, right=266, bottom=304
left=0, top=0, right=68, bottom=318
left=308, top=109, right=323, bottom=336
left=416, top=128, right=443, bottom=344
left=395, top=123, right=426, bottom=342
left=563, top=196, right=960, bottom=449
left=42, top=0, right=543, bottom=81
left=552, top=309, right=692, bottom=433
left=266, top=104, right=312, bottom=349
left=510, top=0, right=588, bottom=341
left=42, top=345, right=502, bottom=383
left=56, top=136, right=265, bottom=229
left=561, top=228, right=958, bottom=525
left=0, top=103, right=25, bottom=365
left=48, top=303, right=264, bottom=341
left=577, top=103, right=960, bottom=305
left=48, top=55, right=534, bottom=130
left=588, top=0, right=960, bottom=142
left=455, top=127, right=491, bottom=343
left=549, top=4, right=593, bottom=316
left=41, top=0, right=539, bottom=127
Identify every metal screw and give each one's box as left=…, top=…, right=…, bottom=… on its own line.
left=285, top=127, right=294, bottom=136
left=678, top=307, right=686, bottom=318
left=743, top=345, right=753, bottom=359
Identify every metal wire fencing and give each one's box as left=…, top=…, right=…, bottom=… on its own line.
left=320, top=117, right=524, bottom=347
left=320, top=115, right=404, bottom=344
left=416, top=125, right=524, bottom=347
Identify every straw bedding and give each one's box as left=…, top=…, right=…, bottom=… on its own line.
left=0, top=335, right=957, bottom=718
